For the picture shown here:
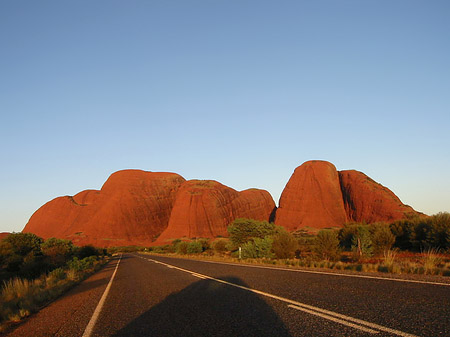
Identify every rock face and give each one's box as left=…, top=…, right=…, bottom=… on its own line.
left=23, top=170, right=186, bottom=247
left=275, top=160, right=420, bottom=230
left=156, top=180, right=276, bottom=242
left=22, top=161, right=420, bottom=246
left=275, top=161, right=348, bottom=230
left=0, top=232, right=10, bottom=241
left=339, top=170, right=418, bottom=223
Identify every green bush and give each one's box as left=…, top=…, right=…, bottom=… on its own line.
left=187, top=241, right=203, bottom=254
left=371, top=225, right=395, bottom=255
left=272, top=230, right=298, bottom=259
left=41, top=238, right=74, bottom=267
left=76, top=245, right=100, bottom=259
left=227, top=218, right=276, bottom=248
left=242, top=237, right=273, bottom=259
left=351, top=225, right=373, bottom=259
left=176, top=241, right=189, bottom=255
left=48, top=268, right=66, bottom=282
left=212, top=239, right=228, bottom=254
left=314, top=230, right=340, bottom=261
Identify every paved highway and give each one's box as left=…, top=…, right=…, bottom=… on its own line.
left=4, top=253, right=449, bottom=336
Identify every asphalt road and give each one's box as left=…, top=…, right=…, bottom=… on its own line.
left=4, top=253, right=449, bottom=337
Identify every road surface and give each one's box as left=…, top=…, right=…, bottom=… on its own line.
left=4, top=253, right=450, bottom=336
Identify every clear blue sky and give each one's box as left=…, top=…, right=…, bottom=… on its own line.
left=1, top=1, right=449, bottom=233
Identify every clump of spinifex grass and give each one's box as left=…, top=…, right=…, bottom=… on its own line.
left=0, top=256, right=107, bottom=332
left=422, top=248, right=442, bottom=275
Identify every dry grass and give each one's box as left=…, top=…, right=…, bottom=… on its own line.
left=144, top=248, right=450, bottom=278
left=0, top=257, right=108, bottom=332
left=423, top=248, right=443, bottom=275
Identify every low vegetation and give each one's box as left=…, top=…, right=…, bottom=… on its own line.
left=147, top=214, right=450, bottom=278
left=0, top=233, right=108, bottom=331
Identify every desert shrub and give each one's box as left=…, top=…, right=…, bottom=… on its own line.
left=212, top=239, right=228, bottom=254
left=272, top=230, right=298, bottom=259
left=227, top=218, right=276, bottom=248
left=150, top=246, right=167, bottom=254
left=76, top=245, right=100, bottom=259
left=47, top=268, right=66, bottom=283
left=429, top=212, right=450, bottom=249
left=67, top=256, right=96, bottom=272
left=371, top=225, right=395, bottom=255
left=197, top=238, right=210, bottom=252
left=41, top=238, right=74, bottom=267
left=187, top=241, right=203, bottom=254
left=351, top=225, right=373, bottom=259
left=338, top=224, right=361, bottom=250
left=4, top=233, right=43, bottom=257
left=390, top=220, right=416, bottom=250
left=314, top=230, right=340, bottom=261
left=176, top=241, right=189, bottom=255
left=242, top=237, right=273, bottom=259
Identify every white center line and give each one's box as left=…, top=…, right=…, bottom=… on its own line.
left=142, top=255, right=419, bottom=337
left=82, top=254, right=122, bottom=337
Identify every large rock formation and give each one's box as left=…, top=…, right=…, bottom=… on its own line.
left=23, top=170, right=186, bottom=247
left=22, top=161, right=421, bottom=246
left=275, top=160, right=420, bottom=230
left=0, top=232, right=10, bottom=241
left=339, top=170, right=418, bottom=223
left=275, top=161, right=348, bottom=230
left=156, top=180, right=276, bottom=242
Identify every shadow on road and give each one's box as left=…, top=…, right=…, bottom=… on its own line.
left=112, top=276, right=292, bottom=337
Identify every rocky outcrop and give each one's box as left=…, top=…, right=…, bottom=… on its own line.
left=156, top=180, right=275, bottom=242
left=275, top=161, right=348, bottom=230
left=22, top=161, right=421, bottom=246
left=0, top=232, right=10, bottom=241
left=23, top=170, right=186, bottom=247
left=339, top=170, right=418, bottom=223
left=275, top=160, right=420, bottom=230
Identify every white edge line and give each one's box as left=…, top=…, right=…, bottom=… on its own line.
left=143, top=256, right=419, bottom=337
left=82, top=254, right=122, bottom=337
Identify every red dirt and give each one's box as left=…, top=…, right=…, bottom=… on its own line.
left=156, top=180, right=275, bottom=243
left=275, top=160, right=348, bottom=230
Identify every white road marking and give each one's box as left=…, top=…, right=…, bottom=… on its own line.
left=142, top=255, right=419, bottom=337
left=178, top=256, right=450, bottom=287
left=82, top=254, right=122, bottom=337
left=287, top=304, right=379, bottom=334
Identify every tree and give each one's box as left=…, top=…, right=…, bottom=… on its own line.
left=4, top=232, right=43, bottom=256
left=41, top=238, right=74, bottom=267
left=227, top=218, right=276, bottom=248
left=352, top=225, right=373, bottom=259
left=272, top=230, right=298, bottom=259
left=371, top=225, right=395, bottom=255
left=242, top=237, right=273, bottom=259
left=187, top=241, right=203, bottom=254
left=314, top=230, right=340, bottom=261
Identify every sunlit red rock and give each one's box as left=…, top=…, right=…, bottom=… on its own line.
left=339, top=170, right=419, bottom=223
left=156, top=180, right=276, bottom=242
left=275, top=161, right=348, bottom=230
left=23, top=170, right=185, bottom=247
left=0, top=232, right=10, bottom=241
